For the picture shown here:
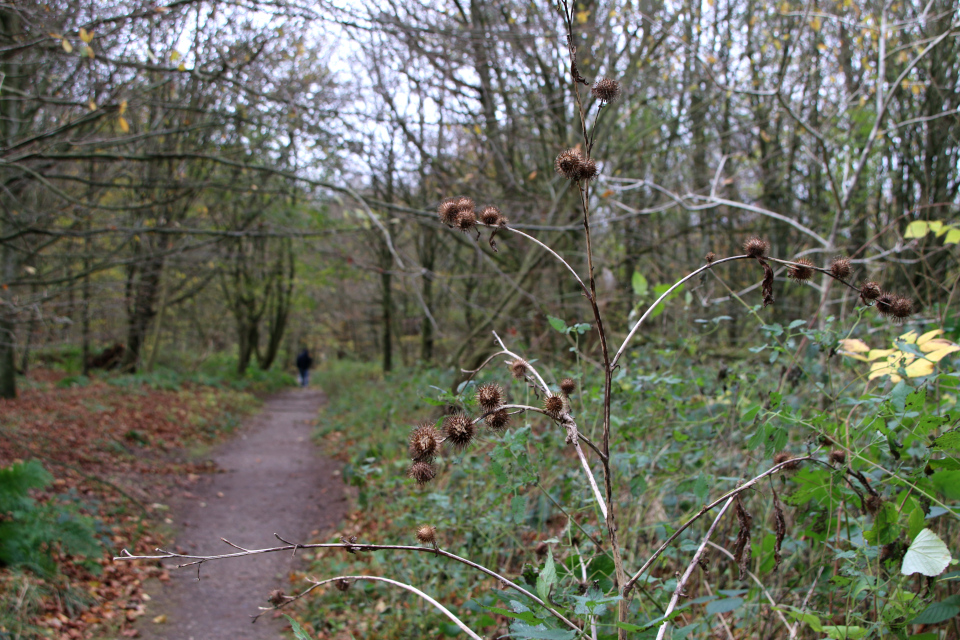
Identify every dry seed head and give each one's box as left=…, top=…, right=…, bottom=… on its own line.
left=267, top=589, right=286, bottom=606
left=555, top=149, right=583, bottom=181
left=864, top=494, right=883, bottom=514
left=773, top=451, right=800, bottom=470
left=560, top=378, right=576, bottom=396
left=891, top=295, right=914, bottom=322
left=860, top=281, right=882, bottom=303
left=455, top=207, right=477, bottom=232
left=591, top=77, right=622, bottom=103
left=579, top=157, right=599, bottom=181
left=479, top=205, right=506, bottom=227
left=543, top=394, right=564, bottom=417
left=704, top=251, right=717, bottom=264
left=438, top=197, right=459, bottom=226
left=875, top=292, right=895, bottom=317
left=443, top=412, right=475, bottom=451
left=788, top=257, right=815, bottom=282
left=509, top=358, right=528, bottom=379
left=476, top=383, right=504, bottom=411
left=743, top=237, right=770, bottom=258
left=334, top=578, right=351, bottom=592
left=416, top=524, right=437, bottom=545
left=408, top=422, right=441, bottom=462
left=408, top=460, right=436, bottom=485
left=830, top=257, right=853, bottom=281
left=486, top=408, right=510, bottom=432
left=829, top=449, right=847, bottom=465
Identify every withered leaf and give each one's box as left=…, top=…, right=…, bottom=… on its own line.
left=733, top=493, right=753, bottom=581
left=771, top=485, right=786, bottom=572
left=758, top=258, right=775, bottom=307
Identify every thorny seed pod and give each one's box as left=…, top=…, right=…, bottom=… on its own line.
left=486, top=408, right=510, bottom=432
left=743, top=237, right=770, bottom=258
left=592, top=77, right=622, bottom=103
left=476, top=383, right=504, bottom=411
left=891, top=295, right=914, bottom=322
left=859, top=281, right=882, bottom=304
left=268, top=589, right=286, bottom=606
left=438, top=197, right=459, bottom=226
left=773, top=451, right=800, bottom=470
left=788, top=257, right=815, bottom=282
left=509, top=358, right=528, bottom=379
left=479, top=205, right=507, bottom=227
left=443, top=412, right=475, bottom=451
left=334, top=578, right=351, bottom=592
left=704, top=252, right=717, bottom=264
left=416, top=524, right=437, bottom=545
left=455, top=207, right=477, bottom=232
left=555, top=149, right=584, bottom=181
left=560, top=378, right=576, bottom=396
left=579, top=156, right=599, bottom=181
left=875, top=292, right=895, bottom=317
left=830, top=257, right=853, bottom=281
left=829, top=449, right=847, bottom=466
left=864, top=494, right=883, bottom=514
left=408, top=460, right=436, bottom=485
left=408, top=422, right=441, bottom=462
left=543, top=394, right=564, bottom=417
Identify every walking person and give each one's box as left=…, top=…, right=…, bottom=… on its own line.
left=296, top=347, right=313, bottom=388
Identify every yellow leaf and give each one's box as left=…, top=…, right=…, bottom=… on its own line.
left=916, top=329, right=944, bottom=346
left=79, top=28, right=93, bottom=43
left=866, top=348, right=895, bottom=361
left=817, top=43, right=828, bottom=51
left=152, top=614, right=167, bottom=624
left=178, top=63, right=186, bottom=72
left=869, top=361, right=896, bottom=380
left=925, top=345, right=960, bottom=362
left=527, top=171, right=537, bottom=180
left=88, top=100, right=97, bottom=111
left=760, top=130, right=772, bottom=142
left=170, top=50, right=181, bottom=61
left=897, top=51, right=908, bottom=63
left=899, top=330, right=919, bottom=344
left=904, top=220, right=928, bottom=238
left=706, top=55, right=717, bottom=64
left=118, top=116, right=130, bottom=133
left=85, top=46, right=94, bottom=59
left=473, top=124, right=482, bottom=135
left=945, top=228, right=960, bottom=244
left=749, top=15, right=758, bottom=26
left=927, top=221, right=943, bottom=234
left=810, top=17, right=822, bottom=31
left=119, top=100, right=128, bottom=115
left=576, top=10, right=590, bottom=23
left=840, top=339, right=870, bottom=353
left=61, top=39, right=73, bottom=53
left=904, top=359, right=935, bottom=378
left=912, top=84, right=922, bottom=95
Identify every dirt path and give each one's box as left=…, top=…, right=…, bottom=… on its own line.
left=136, top=388, right=346, bottom=640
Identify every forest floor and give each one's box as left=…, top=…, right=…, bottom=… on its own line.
left=0, top=375, right=347, bottom=640
left=133, top=388, right=348, bottom=640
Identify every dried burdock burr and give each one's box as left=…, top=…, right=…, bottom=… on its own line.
left=704, top=251, right=717, bottom=264
left=334, top=578, right=351, bottom=592
left=788, top=257, right=815, bottom=282
left=829, top=449, right=847, bottom=466
left=864, top=494, right=883, bottom=514
left=485, top=408, right=510, bottom=432
left=479, top=205, right=507, bottom=227
left=543, top=394, right=564, bottom=417
left=830, top=257, right=853, bottom=281
left=773, top=451, right=800, bottom=470
left=415, top=524, right=437, bottom=545
left=438, top=197, right=459, bottom=226
left=409, top=422, right=441, bottom=462
left=560, top=377, right=576, bottom=396
left=891, top=295, right=914, bottom=322
left=509, top=358, right=528, bottom=379
left=268, top=589, right=287, bottom=606
left=743, top=237, right=770, bottom=258
left=476, top=383, right=504, bottom=411
left=578, top=156, right=599, bottom=181
left=408, top=460, right=436, bottom=485
left=443, top=412, right=475, bottom=451
left=875, top=291, right=895, bottom=317
left=591, top=77, right=622, bottom=103
left=859, top=281, right=881, bottom=304
left=455, top=206, right=477, bottom=232
left=555, top=149, right=584, bottom=181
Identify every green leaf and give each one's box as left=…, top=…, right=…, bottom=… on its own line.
left=904, top=221, right=929, bottom=238
left=705, top=597, right=743, bottom=615
left=907, top=505, right=926, bottom=540
left=508, top=623, right=576, bottom=640
left=945, top=228, right=960, bottom=244
left=547, top=316, right=567, bottom=333
left=632, top=271, right=649, bottom=297
left=822, top=625, right=868, bottom=639
left=482, top=606, right=544, bottom=625
left=781, top=606, right=823, bottom=632
left=909, top=595, right=960, bottom=625
left=932, top=431, right=960, bottom=451
left=537, top=547, right=557, bottom=604
left=512, top=494, right=526, bottom=524
left=693, top=473, right=709, bottom=503
left=283, top=615, right=312, bottom=640
left=871, top=500, right=901, bottom=545
left=930, top=470, right=960, bottom=499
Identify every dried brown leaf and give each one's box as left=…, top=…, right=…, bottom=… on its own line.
left=771, top=485, right=786, bottom=572
left=733, top=494, right=753, bottom=580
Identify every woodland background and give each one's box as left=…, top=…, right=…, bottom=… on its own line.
left=1, top=0, right=959, bottom=639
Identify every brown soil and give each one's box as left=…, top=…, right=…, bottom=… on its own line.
left=135, top=388, right=346, bottom=640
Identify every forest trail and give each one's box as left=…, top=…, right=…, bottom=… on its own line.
left=136, top=388, right=346, bottom=640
